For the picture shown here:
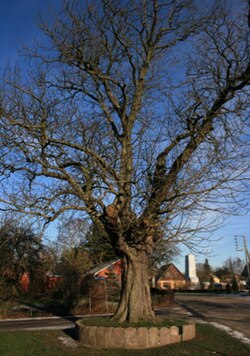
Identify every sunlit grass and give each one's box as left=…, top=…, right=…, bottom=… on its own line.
left=0, top=324, right=250, bottom=355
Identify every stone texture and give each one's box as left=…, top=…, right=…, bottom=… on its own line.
left=170, top=326, right=181, bottom=344
left=159, top=327, right=170, bottom=346
left=104, top=326, right=116, bottom=347
left=147, top=327, right=160, bottom=347
left=76, top=320, right=195, bottom=349
left=125, top=327, right=138, bottom=348
left=95, top=326, right=106, bottom=347
left=112, top=327, right=125, bottom=348
left=182, top=323, right=195, bottom=341
left=88, top=325, right=97, bottom=346
left=81, top=325, right=88, bottom=344
left=136, top=328, right=148, bottom=348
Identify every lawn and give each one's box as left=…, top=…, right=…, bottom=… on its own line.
left=0, top=324, right=249, bottom=355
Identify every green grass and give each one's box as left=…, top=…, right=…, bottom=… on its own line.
left=0, top=324, right=250, bottom=355
left=0, top=300, right=19, bottom=318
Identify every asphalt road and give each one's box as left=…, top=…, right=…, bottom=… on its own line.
left=1, top=294, right=250, bottom=339
left=174, top=293, right=250, bottom=338
left=0, top=315, right=78, bottom=332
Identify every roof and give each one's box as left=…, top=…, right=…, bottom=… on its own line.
left=157, top=263, right=187, bottom=281
left=241, top=264, right=250, bottom=277
left=87, top=258, right=121, bottom=276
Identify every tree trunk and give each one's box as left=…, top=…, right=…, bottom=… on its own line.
left=112, top=250, right=156, bottom=323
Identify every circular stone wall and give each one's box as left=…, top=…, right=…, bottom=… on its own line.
left=76, top=320, right=195, bottom=349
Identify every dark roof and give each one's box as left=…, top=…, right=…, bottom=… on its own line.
left=241, top=264, right=250, bottom=277
left=156, top=263, right=186, bottom=280
left=157, top=263, right=171, bottom=278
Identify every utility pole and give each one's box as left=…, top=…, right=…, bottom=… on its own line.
left=243, top=236, right=250, bottom=287
left=235, top=235, right=250, bottom=287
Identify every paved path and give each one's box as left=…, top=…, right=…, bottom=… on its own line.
left=1, top=294, right=249, bottom=340
left=174, top=293, right=250, bottom=338
left=0, top=316, right=78, bottom=331
left=0, top=313, right=113, bottom=332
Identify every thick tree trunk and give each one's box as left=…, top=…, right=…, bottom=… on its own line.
left=112, top=250, right=156, bottom=323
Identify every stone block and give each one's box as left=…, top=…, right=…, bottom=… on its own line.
left=111, top=327, right=125, bottom=348
left=95, top=326, right=106, bottom=347
left=76, top=320, right=193, bottom=349
left=124, top=327, right=138, bottom=348
left=182, top=323, right=195, bottom=341
left=103, top=326, right=115, bottom=348
left=88, top=325, right=97, bottom=346
left=136, top=327, right=148, bottom=348
left=81, top=325, right=88, bottom=344
left=159, top=327, right=170, bottom=346
left=147, top=327, right=159, bottom=348
left=170, top=326, right=181, bottom=344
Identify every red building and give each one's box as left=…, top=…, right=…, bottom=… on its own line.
left=89, top=259, right=123, bottom=282
left=20, top=273, right=30, bottom=293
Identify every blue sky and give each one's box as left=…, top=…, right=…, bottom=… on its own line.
left=0, top=0, right=249, bottom=270
left=177, top=214, right=250, bottom=273
left=0, top=0, right=62, bottom=69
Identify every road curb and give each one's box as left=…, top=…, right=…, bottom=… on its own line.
left=0, top=313, right=113, bottom=323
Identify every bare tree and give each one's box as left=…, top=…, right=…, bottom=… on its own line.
left=223, top=257, right=245, bottom=275
left=56, top=217, right=90, bottom=251
left=0, top=0, right=249, bottom=322
left=0, top=216, right=48, bottom=298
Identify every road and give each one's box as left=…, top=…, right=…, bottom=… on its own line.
left=174, top=293, right=250, bottom=338
left=0, top=313, right=113, bottom=332
left=0, top=294, right=250, bottom=339
left=0, top=315, right=78, bottom=332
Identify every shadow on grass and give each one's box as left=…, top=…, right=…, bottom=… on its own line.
left=63, top=327, right=78, bottom=341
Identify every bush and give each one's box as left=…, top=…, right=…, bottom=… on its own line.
left=226, top=283, right=231, bottom=294
left=50, top=267, right=82, bottom=313
left=231, top=277, right=240, bottom=293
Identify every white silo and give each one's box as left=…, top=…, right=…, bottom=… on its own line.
left=185, top=254, right=200, bottom=287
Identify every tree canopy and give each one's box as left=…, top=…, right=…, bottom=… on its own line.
left=0, top=0, right=249, bottom=322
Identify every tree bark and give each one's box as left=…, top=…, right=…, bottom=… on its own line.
left=112, top=249, right=156, bottom=324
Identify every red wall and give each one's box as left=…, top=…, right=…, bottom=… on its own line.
left=96, top=260, right=123, bottom=280
left=20, top=273, right=30, bottom=293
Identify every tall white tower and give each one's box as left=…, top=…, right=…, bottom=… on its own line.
left=185, top=254, right=200, bottom=286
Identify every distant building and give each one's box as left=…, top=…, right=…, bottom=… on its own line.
left=81, top=259, right=123, bottom=312
left=241, top=263, right=250, bottom=288
left=156, top=263, right=187, bottom=290
left=241, top=263, right=250, bottom=279
left=45, top=274, right=62, bottom=290
left=185, top=254, right=200, bottom=288
left=86, top=259, right=123, bottom=282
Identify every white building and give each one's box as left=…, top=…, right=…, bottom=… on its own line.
left=185, top=254, right=200, bottom=288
